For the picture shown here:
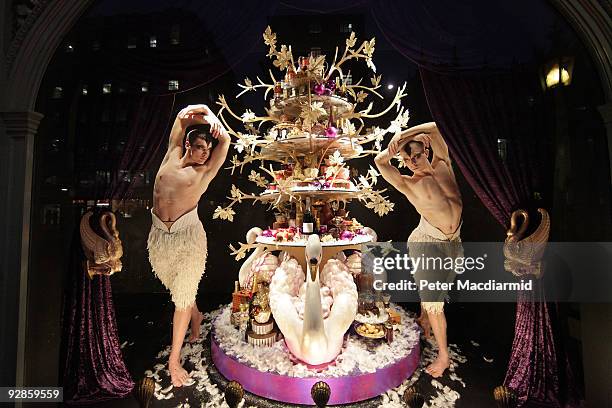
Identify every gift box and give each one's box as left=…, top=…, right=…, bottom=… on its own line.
left=387, top=309, right=401, bottom=325
left=232, top=290, right=251, bottom=312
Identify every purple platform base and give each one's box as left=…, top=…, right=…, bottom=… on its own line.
left=211, top=330, right=420, bottom=405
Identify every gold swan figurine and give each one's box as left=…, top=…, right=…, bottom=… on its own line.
left=80, top=211, right=123, bottom=279
left=503, top=208, right=550, bottom=279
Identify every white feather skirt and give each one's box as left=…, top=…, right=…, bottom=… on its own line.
left=407, top=216, right=463, bottom=314
left=148, top=207, right=207, bottom=310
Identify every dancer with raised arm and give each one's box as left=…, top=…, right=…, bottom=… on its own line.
left=147, top=104, right=230, bottom=387
left=375, top=122, right=463, bottom=378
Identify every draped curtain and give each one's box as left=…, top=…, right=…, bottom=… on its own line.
left=60, top=215, right=134, bottom=404
left=419, top=69, right=538, bottom=225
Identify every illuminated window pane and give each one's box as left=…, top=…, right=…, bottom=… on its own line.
left=52, top=86, right=63, bottom=99
left=141, top=82, right=149, bottom=92
left=168, top=80, right=179, bottom=91
left=127, top=36, right=137, bottom=49
left=81, top=85, right=88, bottom=95
left=340, top=23, right=353, bottom=33
left=102, top=83, right=112, bottom=94
left=545, top=65, right=571, bottom=88
left=149, top=36, right=157, bottom=48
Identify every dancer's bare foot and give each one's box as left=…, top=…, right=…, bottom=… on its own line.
left=416, top=315, right=432, bottom=338
left=168, top=359, right=190, bottom=387
left=425, top=353, right=450, bottom=378
left=188, top=311, right=203, bottom=343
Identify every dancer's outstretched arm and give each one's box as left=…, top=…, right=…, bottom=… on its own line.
left=374, top=138, right=411, bottom=193
left=199, top=116, right=230, bottom=184
left=162, top=104, right=211, bottom=166
left=391, top=122, right=450, bottom=166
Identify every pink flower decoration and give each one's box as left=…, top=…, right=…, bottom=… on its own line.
left=340, top=230, right=355, bottom=240
left=325, top=126, right=338, bottom=138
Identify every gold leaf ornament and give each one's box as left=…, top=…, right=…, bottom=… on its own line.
left=263, top=26, right=276, bottom=49
left=272, top=45, right=291, bottom=70
left=363, top=38, right=376, bottom=57
left=300, top=101, right=326, bottom=124
left=327, top=150, right=345, bottom=166
left=346, top=32, right=357, bottom=48
left=230, top=185, right=243, bottom=201
left=248, top=170, right=268, bottom=188
left=213, top=206, right=236, bottom=222
left=356, top=91, right=368, bottom=103
left=309, top=55, right=326, bottom=76
left=241, top=109, right=256, bottom=122
left=370, top=74, right=382, bottom=87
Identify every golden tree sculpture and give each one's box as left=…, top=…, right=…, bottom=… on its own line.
left=212, top=26, right=411, bottom=225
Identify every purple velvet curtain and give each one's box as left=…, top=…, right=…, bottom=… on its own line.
left=419, top=69, right=537, bottom=224
left=505, top=284, right=578, bottom=406
left=371, top=1, right=578, bottom=406
left=61, top=221, right=134, bottom=404
left=107, top=94, right=175, bottom=200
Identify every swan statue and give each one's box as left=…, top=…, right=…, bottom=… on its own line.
left=238, top=227, right=279, bottom=290
left=80, top=210, right=123, bottom=278
left=504, top=208, right=550, bottom=279
left=269, top=234, right=358, bottom=365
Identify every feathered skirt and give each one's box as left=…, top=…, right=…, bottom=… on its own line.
left=147, top=207, right=207, bottom=310
left=407, top=216, right=463, bottom=314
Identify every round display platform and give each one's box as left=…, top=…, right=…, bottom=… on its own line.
left=211, top=305, right=420, bottom=405
left=255, top=233, right=372, bottom=247
left=270, top=94, right=355, bottom=118
left=259, top=187, right=360, bottom=202
left=259, top=135, right=363, bottom=161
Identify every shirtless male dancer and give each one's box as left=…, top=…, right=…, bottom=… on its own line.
left=375, top=122, right=463, bottom=378
left=147, top=104, right=230, bottom=387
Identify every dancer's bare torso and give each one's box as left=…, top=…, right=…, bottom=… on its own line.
left=153, top=161, right=210, bottom=228
left=398, top=160, right=462, bottom=236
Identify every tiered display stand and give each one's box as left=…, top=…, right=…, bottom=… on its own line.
left=209, top=27, right=419, bottom=405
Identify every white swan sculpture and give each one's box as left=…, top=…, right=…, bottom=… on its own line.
left=270, top=234, right=358, bottom=365
left=238, top=227, right=279, bottom=290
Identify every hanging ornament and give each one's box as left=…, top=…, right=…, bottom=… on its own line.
left=314, top=83, right=326, bottom=96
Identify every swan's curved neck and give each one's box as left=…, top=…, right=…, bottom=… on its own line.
left=303, top=261, right=324, bottom=335
left=239, top=246, right=264, bottom=285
